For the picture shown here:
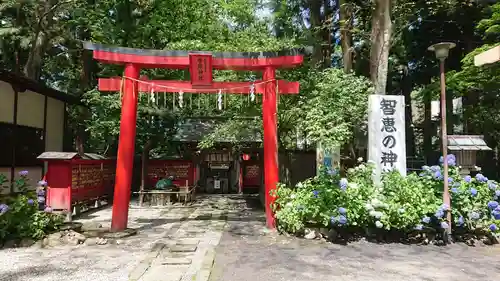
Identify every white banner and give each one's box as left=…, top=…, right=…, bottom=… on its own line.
left=368, top=95, right=407, bottom=183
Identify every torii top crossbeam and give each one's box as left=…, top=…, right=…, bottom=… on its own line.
left=84, top=42, right=303, bottom=70
left=84, top=42, right=303, bottom=232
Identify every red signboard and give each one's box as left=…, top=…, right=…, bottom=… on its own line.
left=189, top=53, right=213, bottom=87
left=147, top=159, right=195, bottom=187
left=243, top=164, right=261, bottom=188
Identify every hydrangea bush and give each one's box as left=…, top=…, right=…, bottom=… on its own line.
left=273, top=155, right=500, bottom=241
left=0, top=172, right=62, bottom=244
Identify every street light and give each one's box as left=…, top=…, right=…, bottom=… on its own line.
left=428, top=42, right=456, bottom=241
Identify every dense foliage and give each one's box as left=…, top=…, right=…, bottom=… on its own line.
left=274, top=155, right=500, bottom=242
left=0, top=173, right=63, bottom=244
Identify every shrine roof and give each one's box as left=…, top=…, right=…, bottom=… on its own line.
left=173, top=118, right=261, bottom=143
left=447, top=135, right=491, bottom=151
left=0, top=69, right=80, bottom=104
left=84, top=42, right=304, bottom=70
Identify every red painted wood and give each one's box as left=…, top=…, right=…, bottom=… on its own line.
left=111, top=64, right=140, bottom=232
left=262, top=67, right=278, bottom=229
left=44, top=159, right=116, bottom=213
left=189, top=54, right=213, bottom=87
left=93, top=51, right=303, bottom=70
left=147, top=159, right=195, bottom=187
left=46, top=160, right=72, bottom=210
left=242, top=163, right=261, bottom=187
left=98, top=78, right=299, bottom=94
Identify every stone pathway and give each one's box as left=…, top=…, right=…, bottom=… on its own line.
left=0, top=195, right=235, bottom=281
left=132, top=197, right=229, bottom=281
left=209, top=196, right=500, bottom=281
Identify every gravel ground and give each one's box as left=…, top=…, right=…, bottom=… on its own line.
left=210, top=197, right=500, bottom=281
left=3, top=196, right=500, bottom=281
left=0, top=202, right=198, bottom=281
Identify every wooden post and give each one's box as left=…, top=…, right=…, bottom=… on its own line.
left=262, top=67, right=278, bottom=229
left=111, top=64, right=140, bottom=232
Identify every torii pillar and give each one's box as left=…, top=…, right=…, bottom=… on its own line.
left=84, top=42, right=303, bottom=231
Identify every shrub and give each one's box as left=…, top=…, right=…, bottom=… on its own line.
left=0, top=172, right=63, bottom=244
left=273, top=155, right=500, bottom=241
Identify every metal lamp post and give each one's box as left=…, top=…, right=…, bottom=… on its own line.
left=428, top=42, right=456, bottom=239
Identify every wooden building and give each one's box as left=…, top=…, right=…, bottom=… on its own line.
left=0, top=70, right=78, bottom=193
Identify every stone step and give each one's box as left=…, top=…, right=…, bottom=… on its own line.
left=175, top=238, right=199, bottom=245
left=161, top=257, right=192, bottom=265
left=170, top=245, right=197, bottom=253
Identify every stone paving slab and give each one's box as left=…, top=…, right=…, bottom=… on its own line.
left=170, top=245, right=198, bottom=252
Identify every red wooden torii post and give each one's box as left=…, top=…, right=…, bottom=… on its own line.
left=84, top=42, right=303, bottom=231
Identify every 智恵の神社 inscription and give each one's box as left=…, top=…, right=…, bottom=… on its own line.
left=368, top=95, right=407, bottom=183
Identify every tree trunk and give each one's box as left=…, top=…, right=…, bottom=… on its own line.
left=369, top=0, right=392, bottom=95
left=423, top=95, right=432, bottom=163
left=339, top=0, right=353, bottom=72
left=24, top=0, right=57, bottom=80
left=308, top=0, right=324, bottom=66
left=402, top=66, right=415, bottom=157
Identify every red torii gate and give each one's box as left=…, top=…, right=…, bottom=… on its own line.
left=84, top=42, right=303, bottom=231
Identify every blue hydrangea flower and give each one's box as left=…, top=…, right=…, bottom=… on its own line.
left=434, top=170, right=443, bottom=180
left=414, top=224, right=423, bottom=231
left=451, top=187, right=459, bottom=194
left=448, top=177, right=454, bottom=183
left=422, top=165, right=430, bottom=171
left=338, top=215, right=347, bottom=225
left=476, top=173, right=488, bottom=183
left=435, top=209, right=445, bottom=219
left=440, top=204, right=449, bottom=211
left=441, top=221, right=449, bottom=229
left=18, top=170, right=28, bottom=176
left=327, top=169, right=338, bottom=176
left=37, top=196, right=45, bottom=203
left=27, top=199, right=34, bottom=205
left=493, top=210, right=500, bottom=220
left=470, top=211, right=480, bottom=220
left=312, top=190, right=319, bottom=198
left=489, top=224, right=498, bottom=232
left=496, top=190, right=500, bottom=197
left=38, top=180, right=47, bottom=187
left=464, top=175, right=472, bottom=183
left=36, top=189, right=45, bottom=196
left=339, top=178, right=348, bottom=191
left=422, top=216, right=431, bottom=224
left=488, top=201, right=499, bottom=210
left=447, top=154, right=457, bottom=166
left=440, top=155, right=456, bottom=167
left=431, top=165, right=441, bottom=172
left=457, top=216, right=465, bottom=226
left=330, top=216, right=337, bottom=224
left=338, top=207, right=347, bottom=215
left=0, top=204, right=8, bottom=214
left=488, top=181, right=497, bottom=190
left=470, top=188, right=478, bottom=197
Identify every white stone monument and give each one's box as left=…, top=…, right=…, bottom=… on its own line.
left=368, top=95, right=407, bottom=183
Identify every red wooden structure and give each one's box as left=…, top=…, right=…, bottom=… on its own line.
left=38, top=152, right=115, bottom=215
left=84, top=42, right=303, bottom=230
left=147, top=159, right=195, bottom=187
